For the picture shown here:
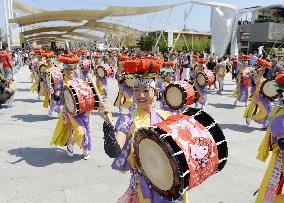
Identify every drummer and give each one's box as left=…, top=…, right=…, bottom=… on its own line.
left=50, top=56, right=93, bottom=160
left=45, top=54, right=63, bottom=117
left=169, top=51, right=178, bottom=81
left=80, top=56, right=93, bottom=82
left=255, top=72, right=284, bottom=202
left=98, top=57, right=189, bottom=202
left=233, top=55, right=252, bottom=107
left=157, top=61, right=177, bottom=113
left=243, top=59, right=272, bottom=129
left=193, top=57, right=207, bottom=109
left=95, top=53, right=111, bottom=98
left=113, top=55, right=135, bottom=113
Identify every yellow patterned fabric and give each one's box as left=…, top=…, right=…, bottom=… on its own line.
left=256, top=106, right=284, bottom=202
left=30, top=82, right=37, bottom=93
left=38, top=82, right=45, bottom=96
left=67, top=113, right=85, bottom=147
left=276, top=194, right=284, bottom=203
left=43, top=95, right=50, bottom=108
left=256, top=128, right=272, bottom=162
left=96, top=78, right=105, bottom=96
left=255, top=145, right=279, bottom=203
left=50, top=113, right=68, bottom=146
left=252, top=102, right=267, bottom=123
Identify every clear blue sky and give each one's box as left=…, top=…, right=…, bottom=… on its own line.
left=0, top=0, right=283, bottom=33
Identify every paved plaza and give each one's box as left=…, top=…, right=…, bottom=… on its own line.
left=0, top=66, right=269, bottom=202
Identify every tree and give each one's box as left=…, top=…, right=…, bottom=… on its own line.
left=138, top=35, right=168, bottom=53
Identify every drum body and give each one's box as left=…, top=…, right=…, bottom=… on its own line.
left=164, top=81, right=196, bottom=110
left=260, top=80, right=279, bottom=101
left=241, top=69, right=252, bottom=87
left=96, top=64, right=113, bottom=78
left=196, top=69, right=215, bottom=87
left=134, top=108, right=227, bottom=201
left=63, top=81, right=99, bottom=115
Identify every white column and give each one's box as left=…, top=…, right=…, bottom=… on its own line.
left=9, top=0, right=14, bottom=19
left=4, top=0, right=11, bottom=50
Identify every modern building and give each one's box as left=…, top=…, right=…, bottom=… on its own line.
left=237, top=5, right=284, bottom=55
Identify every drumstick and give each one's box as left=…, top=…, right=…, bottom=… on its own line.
left=91, top=79, right=115, bottom=126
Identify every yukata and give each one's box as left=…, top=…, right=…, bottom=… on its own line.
left=255, top=106, right=284, bottom=203
left=112, top=108, right=189, bottom=203
left=114, top=82, right=135, bottom=112
left=194, top=83, right=207, bottom=108
left=233, top=70, right=250, bottom=104
left=243, top=75, right=271, bottom=128
left=81, top=71, right=93, bottom=83
left=48, top=66, right=63, bottom=116
left=50, top=78, right=92, bottom=152
left=30, top=60, right=40, bottom=92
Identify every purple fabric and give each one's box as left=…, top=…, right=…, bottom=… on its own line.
left=82, top=72, right=90, bottom=82
left=271, top=115, right=284, bottom=145
left=100, top=78, right=108, bottom=96
left=50, top=99, right=62, bottom=114
left=111, top=137, right=132, bottom=171
left=114, top=114, right=132, bottom=133
left=238, top=85, right=249, bottom=103
left=73, top=112, right=92, bottom=150
left=112, top=114, right=132, bottom=171
left=122, top=85, right=133, bottom=98
left=172, top=72, right=177, bottom=82
left=253, top=94, right=271, bottom=128
left=195, top=84, right=207, bottom=106
left=139, top=176, right=182, bottom=203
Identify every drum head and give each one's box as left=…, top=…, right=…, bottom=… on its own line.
left=262, top=80, right=279, bottom=99
left=165, top=86, right=183, bottom=108
left=139, top=138, right=174, bottom=191
left=64, top=89, right=76, bottom=114
left=196, top=73, right=206, bottom=86
left=96, top=67, right=105, bottom=78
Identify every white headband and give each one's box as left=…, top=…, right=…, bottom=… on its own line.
left=134, top=78, right=156, bottom=88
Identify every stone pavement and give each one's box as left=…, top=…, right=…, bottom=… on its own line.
left=0, top=66, right=269, bottom=203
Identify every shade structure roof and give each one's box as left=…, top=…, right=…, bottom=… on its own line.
left=13, top=0, right=48, bottom=14
left=26, top=32, right=102, bottom=41
left=10, top=2, right=184, bottom=26
left=21, top=22, right=144, bottom=37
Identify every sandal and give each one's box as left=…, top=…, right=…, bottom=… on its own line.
left=83, top=154, right=91, bottom=160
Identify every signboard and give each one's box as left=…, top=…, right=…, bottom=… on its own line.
left=240, top=32, right=250, bottom=41
left=10, top=25, right=21, bottom=47
left=167, top=31, right=173, bottom=47
left=268, top=23, right=284, bottom=41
